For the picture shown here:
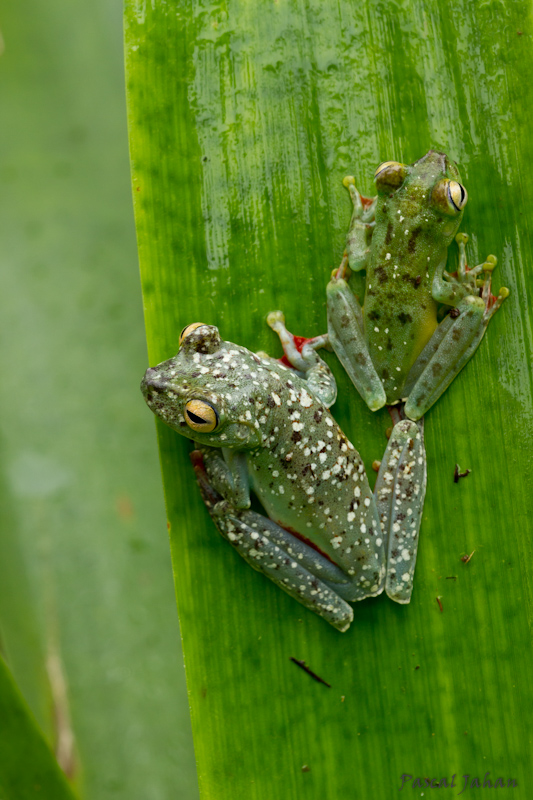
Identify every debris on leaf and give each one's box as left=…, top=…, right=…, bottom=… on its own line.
left=290, top=657, right=331, bottom=688
left=454, top=463, right=472, bottom=482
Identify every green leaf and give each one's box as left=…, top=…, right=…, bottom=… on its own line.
left=125, top=1, right=533, bottom=797
left=0, top=655, right=76, bottom=800
left=0, top=2, right=197, bottom=797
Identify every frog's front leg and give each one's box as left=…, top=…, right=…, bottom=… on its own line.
left=191, top=448, right=354, bottom=631
left=266, top=310, right=338, bottom=408
left=342, top=176, right=377, bottom=270
left=374, top=418, right=427, bottom=603
left=403, top=234, right=509, bottom=420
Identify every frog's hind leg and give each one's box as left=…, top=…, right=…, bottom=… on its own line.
left=327, top=258, right=387, bottom=412
left=374, top=418, right=427, bottom=603
left=266, top=310, right=338, bottom=408
left=403, top=234, right=509, bottom=420
left=191, top=449, right=354, bottom=632
left=326, top=177, right=383, bottom=410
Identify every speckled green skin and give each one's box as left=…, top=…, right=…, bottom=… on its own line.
left=363, top=153, right=462, bottom=395
left=327, top=150, right=507, bottom=419
left=141, top=324, right=426, bottom=631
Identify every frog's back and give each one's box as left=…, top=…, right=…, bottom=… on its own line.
left=365, top=223, right=441, bottom=402
left=248, top=382, right=384, bottom=598
left=363, top=150, right=465, bottom=403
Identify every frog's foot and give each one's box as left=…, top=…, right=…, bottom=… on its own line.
left=191, top=450, right=354, bottom=631
left=343, top=176, right=377, bottom=272
left=342, top=176, right=376, bottom=215
left=326, top=277, right=387, bottom=412
left=405, top=235, right=509, bottom=419
left=331, top=252, right=350, bottom=282
left=374, top=418, right=427, bottom=604
left=436, top=233, right=510, bottom=311
left=266, top=310, right=337, bottom=408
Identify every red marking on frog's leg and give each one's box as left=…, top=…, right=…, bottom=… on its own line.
left=268, top=310, right=329, bottom=371
left=190, top=449, right=223, bottom=508
left=278, top=336, right=314, bottom=369
left=278, top=334, right=330, bottom=370
left=280, top=523, right=338, bottom=565
left=360, top=194, right=375, bottom=209
left=293, top=335, right=315, bottom=353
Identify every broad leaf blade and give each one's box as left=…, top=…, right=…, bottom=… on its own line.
left=125, top=1, right=533, bottom=797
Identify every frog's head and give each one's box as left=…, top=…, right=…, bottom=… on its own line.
left=141, top=323, right=266, bottom=449
left=374, top=150, right=468, bottom=242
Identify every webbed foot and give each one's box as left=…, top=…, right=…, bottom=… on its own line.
left=403, top=234, right=509, bottom=419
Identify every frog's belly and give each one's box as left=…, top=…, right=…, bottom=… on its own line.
left=364, top=295, right=438, bottom=404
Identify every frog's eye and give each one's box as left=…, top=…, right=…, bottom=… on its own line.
left=179, top=323, right=206, bottom=346
left=448, top=180, right=468, bottom=211
left=374, top=161, right=408, bottom=190
left=431, top=179, right=468, bottom=215
left=184, top=399, right=219, bottom=433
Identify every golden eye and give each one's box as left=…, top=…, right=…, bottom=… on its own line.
left=179, top=323, right=205, bottom=346
left=448, top=180, right=468, bottom=211
left=431, top=179, right=468, bottom=215
left=374, top=160, right=408, bottom=189
left=184, top=399, right=219, bottom=432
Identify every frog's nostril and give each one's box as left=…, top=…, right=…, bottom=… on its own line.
left=142, top=369, right=167, bottom=395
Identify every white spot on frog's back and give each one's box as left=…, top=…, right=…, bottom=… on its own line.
left=299, top=389, right=313, bottom=408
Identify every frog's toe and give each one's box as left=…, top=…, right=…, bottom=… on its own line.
left=266, top=310, right=285, bottom=328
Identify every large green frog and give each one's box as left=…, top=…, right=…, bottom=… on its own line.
left=327, top=150, right=509, bottom=419
left=141, top=320, right=426, bottom=631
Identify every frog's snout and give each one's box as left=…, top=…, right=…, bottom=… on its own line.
left=141, top=368, right=167, bottom=400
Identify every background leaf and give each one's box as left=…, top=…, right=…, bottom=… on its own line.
left=126, top=0, right=533, bottom=797
left=0, top=2, right=197, bottom=798
left=0, top=655, right=76, bottom=800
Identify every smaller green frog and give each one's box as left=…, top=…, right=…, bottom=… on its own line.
left=327, top=151, right=509, bottom=419
left=141, top=318, right=426, bottom=631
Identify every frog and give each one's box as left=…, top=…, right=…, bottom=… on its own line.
left=141, top=317, right=426, bottom=631
left=326, top=150, right=509, bottom=419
